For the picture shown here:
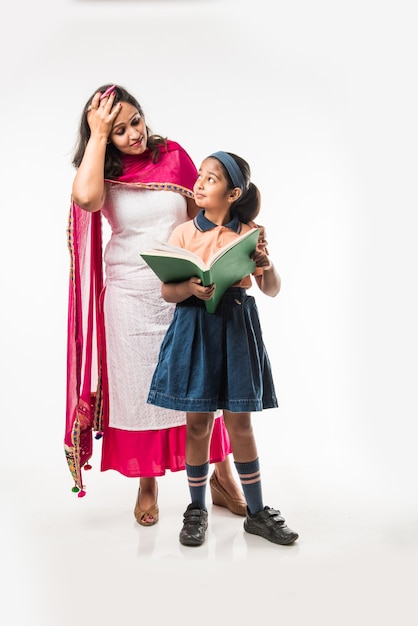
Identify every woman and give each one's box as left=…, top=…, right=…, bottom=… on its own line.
left=65, top=84, right=246, bottom=525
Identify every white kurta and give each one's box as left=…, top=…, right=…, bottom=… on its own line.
left=101, top=184, right=188, bottom=431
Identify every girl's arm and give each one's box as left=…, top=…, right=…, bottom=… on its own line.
left=249, top=221, right=269, bottom=256
left=161, top=277, right=215, bottom=304
left=252, top=248, right=281, bottom=297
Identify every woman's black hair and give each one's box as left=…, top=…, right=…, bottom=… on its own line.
left=72, top=84, right=168, bottom=179
left=214, top=152, right=261, bottom=224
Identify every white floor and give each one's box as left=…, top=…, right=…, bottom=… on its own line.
left=3, top=455, right=417, bottom=626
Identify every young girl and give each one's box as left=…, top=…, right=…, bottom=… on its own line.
left=147, top=151, right=299, bottom=546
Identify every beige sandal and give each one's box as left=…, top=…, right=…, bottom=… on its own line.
left=210, top=471, right=247, bottom=516
left=134, top=488, right=159, bottom=526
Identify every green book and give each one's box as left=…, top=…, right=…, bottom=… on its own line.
left=140, top=227, right=259, bottom=313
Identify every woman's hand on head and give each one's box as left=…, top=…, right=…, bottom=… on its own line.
left=86, top=90, right=121, bottom=140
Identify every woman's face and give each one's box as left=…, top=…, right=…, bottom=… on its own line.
left=109, top=102, right=148, bottom=155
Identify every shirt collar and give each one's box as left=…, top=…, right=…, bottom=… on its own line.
left=193, top=210, right=242, bottom=233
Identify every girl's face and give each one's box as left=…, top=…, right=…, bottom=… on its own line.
left=109, top=103, right=148, bottom=155
left=193, top=157, right=238, bottom=210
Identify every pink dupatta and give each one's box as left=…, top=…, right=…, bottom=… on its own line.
left=65, top=141, right=197, bottom=495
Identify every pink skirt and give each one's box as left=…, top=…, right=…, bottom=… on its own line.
left=101, top=415, right=232, bottom=477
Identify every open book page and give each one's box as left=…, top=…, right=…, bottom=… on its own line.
left=140, top=240, right=207, bottom=270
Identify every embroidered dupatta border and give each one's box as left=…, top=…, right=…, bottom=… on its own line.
left=104, top=180, right=194, bottom=197
left=65, top=203, right=104, bottom=493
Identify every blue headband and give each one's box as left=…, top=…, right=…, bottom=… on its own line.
left=209, top=151, right=246, bottom=193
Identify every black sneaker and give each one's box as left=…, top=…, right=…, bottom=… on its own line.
left=179, top=503, right=209, bottom=546
left=244, top=506, right=299, bottom=545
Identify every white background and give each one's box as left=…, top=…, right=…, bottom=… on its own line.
left=1, top=1, right=417, bottom=624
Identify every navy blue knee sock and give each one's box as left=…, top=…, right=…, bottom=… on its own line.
left=186, top=462, right=209, bottom=511
left=234, top=458, right=263, bottom=515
